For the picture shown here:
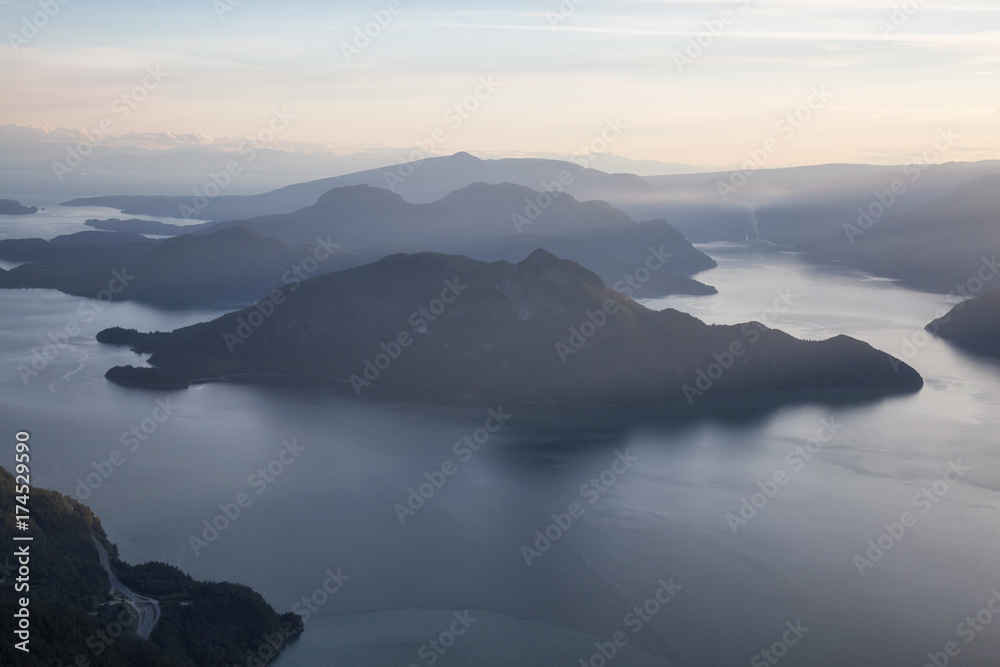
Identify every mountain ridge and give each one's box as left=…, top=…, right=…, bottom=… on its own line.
left=78, top=181, right=720, bottom=299
left=97, top=249, right=922, bottom=406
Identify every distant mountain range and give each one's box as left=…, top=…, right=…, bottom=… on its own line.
left=568, top=153, right=718, bottom=177
left=63, top=152, right=654, bottom=220
left=62, top=152, right=1000, bottom=237
left=1, top=138, right=711, bottom=198
left=98, top=249, right=922, bottom=406
left=633, top=160, right=1000, bottom=243
left=39, top=151, right=1000, bottom=299
left=61, top=152, right=1000, bottom=295
left=79, top=182, right=720, bottom=299
left=801, top=174, right=1000, bottom=293
left=0, top=227, right=351, bottom=309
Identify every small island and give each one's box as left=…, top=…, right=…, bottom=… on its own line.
left=104, top=365, right=192, bottom=390
left=0, top=199, right=38, bottom=215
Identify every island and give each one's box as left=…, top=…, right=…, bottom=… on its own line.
left=98, top=249, right=923, bottom=405
left=0, top=199, right=38, bottom=215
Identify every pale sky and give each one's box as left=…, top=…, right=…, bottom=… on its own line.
left=2, top=0, right=999, bottom=168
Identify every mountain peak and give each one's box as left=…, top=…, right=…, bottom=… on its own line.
left=513, top=248, right=609, bottom=296
left=436, top=181, right=553, bottom=206
left=521, top=248, right=562, bottom=266
left=314, top=184, right=406, bottom=208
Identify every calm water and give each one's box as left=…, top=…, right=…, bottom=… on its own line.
left=1, top=207, right=999, bottom=666
left=0, top=194, right=199, bottom=241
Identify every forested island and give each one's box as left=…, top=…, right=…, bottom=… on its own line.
left=98, top=249, right=923, bottom=405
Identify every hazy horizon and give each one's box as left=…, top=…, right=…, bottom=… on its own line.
left=4, top=0, right=1000, bottom=169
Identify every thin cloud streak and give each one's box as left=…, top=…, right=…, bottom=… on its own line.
left=413, top=21, right=1000, bottom=46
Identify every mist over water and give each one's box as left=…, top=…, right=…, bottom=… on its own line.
left=2, top=205, right=998, bottom=665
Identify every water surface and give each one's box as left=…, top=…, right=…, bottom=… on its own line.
left=1, top=236, right=998, bottom=666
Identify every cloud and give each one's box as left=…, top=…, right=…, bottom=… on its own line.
left=0, top=123, right=420, bottom=155
left=0, top=124, right=248, bottom=150
left=415, top=20, right=1000, bottom=46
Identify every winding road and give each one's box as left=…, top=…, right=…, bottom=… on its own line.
left=92, top=536, right=161, bottom=640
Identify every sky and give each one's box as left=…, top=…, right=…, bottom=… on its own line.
left=1, top=0, right=999, bottom=168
